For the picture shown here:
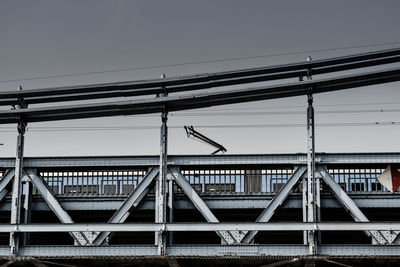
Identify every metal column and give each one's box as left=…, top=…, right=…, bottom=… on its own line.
left=306, top=57, right=317, bottom=255
left=22, top=180, right=32, bottom=245
left=315, top=176, right=321, bottom=243
left=168, top=174, right=174, bottom=245
left=9, top=86, right=27, bottom=254
left=155, top=73, right=168, bottom=255
left=302, top=175, right=307, bottom=245
left=9, top=119, right=26, bottom=254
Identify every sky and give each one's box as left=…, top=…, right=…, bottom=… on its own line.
left=0, top=0, right=400, bottom=157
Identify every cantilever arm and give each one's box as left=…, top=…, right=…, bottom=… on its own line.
left=184, top=126, right=227, bottom=154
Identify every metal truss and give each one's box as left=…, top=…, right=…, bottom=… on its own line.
left=240, top=165, right=307, bottom=243
left=92, top=167, right=159, bottom=245
left=0, top=162, right=399, bottom=259
left=0, top=170, right=14, bottom=202
left=0, top=47, right=400, bottom=261
left=317, top=166, right=399, bottom=245
left=168, top=167, right=237, bottom=244
left=24, top=169, right=90, bottom=246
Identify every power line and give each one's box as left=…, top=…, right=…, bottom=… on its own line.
left=0, top=121, right=398, bottom=132
left=196, top=101, right=400, bottom=111
left=1, top=41, right=400, bottom=84
left=171, top=108, right=400, bottom=117
left=124, top=107, right=400, bottom=117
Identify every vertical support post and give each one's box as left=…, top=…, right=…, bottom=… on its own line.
left=155, top=73, right=168, bottom=255
left=168, top=177, right=174, bottom=245
left=10, top=119, right=26, bottom=254
left=306, top=57, right=317, bottom=255
left=315, top=176, right=321, bottom=243
left=23, top=180, right=32, bottom=245
left=302, top=175, right=307, bottom=245
left=10, top=85, right=27, bottom=255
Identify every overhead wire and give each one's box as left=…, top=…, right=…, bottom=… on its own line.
left=0, top=41, right=400, bottom=84
left=171, top=108, right=400, bottom=117
left=190, top=100, right=400, bottom=111
left=0, top=121, right=398, bottom=132
left=1, top=66, right=400, bottom=123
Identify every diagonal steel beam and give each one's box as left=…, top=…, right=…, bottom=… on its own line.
left=168, top=167, right=237, bottom=244
left=0, top=169, right=15, bottom=203
left=317, top=166, right=388, bottom=245
left=240, top=166, right=307, bottom=244
left=24, top=169, right=90, bottom=246
left=92, top=167, right=159, bottom=245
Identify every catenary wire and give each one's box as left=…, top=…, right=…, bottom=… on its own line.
left=0, top=41, right=400, bottom=84
left=0, top=121, right=398, bottom=132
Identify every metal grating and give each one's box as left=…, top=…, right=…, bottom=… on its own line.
left=180, top=168, right=293, bottom=194
left=34, top=170, right=147, bottom=196
left=26, top=166, right=397, bottom=196
left=327, top=168, right=390, bottom=193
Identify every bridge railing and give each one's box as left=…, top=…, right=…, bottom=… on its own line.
left=0, top=165, right=389, bottom=197
left=327, top=167, right=387, bottom=193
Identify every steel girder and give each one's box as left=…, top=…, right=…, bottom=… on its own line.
left=0, top=244, right=398, bottom=258
left=0, top=170, right=14, bottom=203
left=168, top=167, right=237, bottom=244
left=0, top=195, right=398, bottom=211
left=240, top=166, right=307, bottom=243
left=1, top=153, right=400, bottom=168
left=3, top=222, right=400, bottom=232
left=316, top=166, right=397, bottom=245
left=24, top=169, right=90, bottom=245
left=92, top=167, right=159, bottom=245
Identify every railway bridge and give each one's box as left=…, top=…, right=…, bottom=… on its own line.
left=0, top=48, right=400, bottom=266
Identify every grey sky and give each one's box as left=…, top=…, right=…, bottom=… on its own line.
left=0, top=0, right=399, bottom=156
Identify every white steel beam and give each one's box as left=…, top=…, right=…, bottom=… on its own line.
left=317, top=166, right=388, bottom=245
left=240, top=166, right=307, bottom=243
left=1, top=153, right=400, bottom=168
left=22, top=181, right=32, bottom=245
left=0, top=169, right=15, bottom=203
left=168, top=167, right=237, bottom=244
left=24, top=169, right=89, bottom=246
left=92, top=167, right=159, bottom=245
left=168, top=175, right=174, bottom=245
left=156, top=105, right=168, bottom=255
left=0, top=222, right=400, bottom=232
left=10, top=122, right=26, bottom=254
left=0, top=244, right=398, bottom=258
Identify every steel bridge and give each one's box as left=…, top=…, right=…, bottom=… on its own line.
left=0, top=48, right=400, bottom=266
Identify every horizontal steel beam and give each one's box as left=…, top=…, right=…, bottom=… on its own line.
left=0, top=245, right=398, bottom=258
left=0, top=153, right=399, bottom=168
left=2, top=222, right=400, bottom=233
left=0, top=195, right=399, bottom=211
